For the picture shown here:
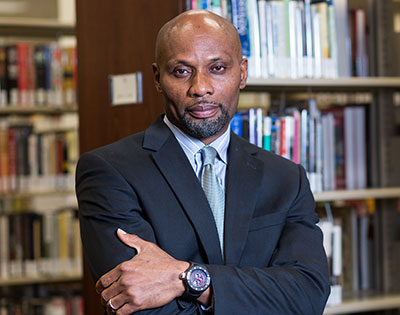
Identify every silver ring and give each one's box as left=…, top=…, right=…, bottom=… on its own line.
left=108, top=299, right=117, bottom=311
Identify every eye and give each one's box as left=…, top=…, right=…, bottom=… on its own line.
left=211, top=65, right=226, bottom=73
left=173, top=67, right=191, bottom=77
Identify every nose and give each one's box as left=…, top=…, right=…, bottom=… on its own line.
left=188, top=71, right=214, bottom=98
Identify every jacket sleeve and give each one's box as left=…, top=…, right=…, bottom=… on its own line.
left=76, top=151, right=200, bottom=314
left=207, top=165, right=330, bottom=315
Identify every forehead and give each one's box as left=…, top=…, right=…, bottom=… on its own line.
left=165, top=34, right=235, bottom=64
left=158, top=17, right=240, bottom=65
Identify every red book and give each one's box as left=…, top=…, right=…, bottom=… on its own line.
left=323, top=106, right=346, bottom=189
left=17, top=43, right=28, bottom=106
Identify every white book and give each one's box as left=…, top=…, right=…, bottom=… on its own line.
left=332, top=225, right=342, bottom=278
left=256, top=108, right=264, bottom=148
left=344, top=107, right=355, bottom=189
left=304, top=0, right=314, bottom=78
left=333, top=0, right=352, bottom=77
left=247, top=0, right=262, bottom=78
left=354, top=107, right=367, bottom=189
left=312, top=8, right=322, bottom=78
left=288, top=0, right=298, bottom=78
left=315, top=115, right=323, bottom=192
left=266, top=2, right=275, bottom=77
left=271, top=1, right=289, bottom=78
left=328, top=2, right=339, bottom=78
left=295, top=2, right=305, bottom=78
left=249, top=108, right=256, bottom=145
left=258, top=0, right=269, bottom=78
left=300, top=108, right=308, bottom=171
left=322, top=114, right=335, bottom=191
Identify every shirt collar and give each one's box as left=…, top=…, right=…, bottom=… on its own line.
left=163, top=115, right=229, bottom=164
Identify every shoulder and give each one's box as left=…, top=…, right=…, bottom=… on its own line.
left=77, top=131, right=149, bottom=175
left=85, top=131, right=145, bottom=160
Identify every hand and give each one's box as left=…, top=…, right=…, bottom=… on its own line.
left=96, top=229, right=190, bottom=314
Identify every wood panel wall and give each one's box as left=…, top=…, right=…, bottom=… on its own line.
left=76, top=1, right=185, bottom=313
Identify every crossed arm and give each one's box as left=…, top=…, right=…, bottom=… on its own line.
left=96, top=229, right=211, bottom=314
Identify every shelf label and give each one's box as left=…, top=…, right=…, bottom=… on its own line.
left=109, top=72, right=143, bottom=106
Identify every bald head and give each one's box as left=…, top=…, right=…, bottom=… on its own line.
left=155, top=10, right=242, bottom=65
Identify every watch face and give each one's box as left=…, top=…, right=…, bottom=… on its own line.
left=187, top=266, right=211, bottom=291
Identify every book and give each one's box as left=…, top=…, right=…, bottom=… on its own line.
left=6, top=45, right=19, bottom=106
left=331, top=0, right=352, bottom=77
left=0, top=47, right=7, bottom=106
left=350, top=8, right=369, bottom=77
left=247, top=0, right=262, bottom=77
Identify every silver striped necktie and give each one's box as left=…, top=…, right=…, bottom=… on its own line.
left=200, top=146, right=225, bottom=255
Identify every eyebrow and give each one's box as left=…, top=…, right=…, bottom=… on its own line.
left=167, top=55, right=233, bottom=67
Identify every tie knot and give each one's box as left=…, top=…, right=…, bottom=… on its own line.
left=200, top=146, right=217, bottom=166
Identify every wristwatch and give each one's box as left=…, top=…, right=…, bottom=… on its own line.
left=179, top=262, right=211, bottom=301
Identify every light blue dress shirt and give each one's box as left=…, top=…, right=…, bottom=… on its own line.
left=163, top=115, right=230, bottom=191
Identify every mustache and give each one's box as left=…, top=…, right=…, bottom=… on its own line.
left=187, top=100, right=222, bottom=107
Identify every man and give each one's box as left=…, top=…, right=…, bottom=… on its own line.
left=76, top=9, right=330, bottom=315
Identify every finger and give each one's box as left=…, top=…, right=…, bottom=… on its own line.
left=96, top=267, right=122, bottom=294
left=107, top=298, right=119, bottom=314
left=114, top=302, right=137, bottom=315
left=99, top=279, right=122, bottom=307
left=117, top=228, right=147, bottom=253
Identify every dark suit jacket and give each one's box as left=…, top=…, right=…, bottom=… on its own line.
left=76, top=116, right=330, bottom=314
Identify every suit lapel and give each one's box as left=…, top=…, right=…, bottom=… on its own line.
left=224, top=133, right=263, bottom=266
left=143, top=117, right=224, bottom=265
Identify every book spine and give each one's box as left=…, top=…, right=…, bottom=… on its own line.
left=0, top=47, right=7, bottom=106
left=6, top=45, right=19, bottom=106
left=258, top=0, right=269, bottom=77
left=263, top=116, right=271, bottom=151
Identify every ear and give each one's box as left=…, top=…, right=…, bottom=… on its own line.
left=152, top=63, right=162, bottom=93
left=239, top=58, right=248, bottom=90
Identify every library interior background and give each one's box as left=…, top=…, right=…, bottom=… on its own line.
left=0, top=0, right=400, bottom=314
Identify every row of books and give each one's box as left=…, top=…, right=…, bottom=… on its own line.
left=187, top=0, right=367, bottom=78
left=230, top=100, right=367, bottom=192
left=318, top=200, right=378, bottom=306
left=0, top=114, right=78, bottom=194
left=0, top=293, right=83, bottom=315
left=0, top=208, right=82, bottom=279
left=0, top=42, right=77, bottom=107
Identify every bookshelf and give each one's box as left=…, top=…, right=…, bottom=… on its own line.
left=0, top=6, right=80, bottom=315
left=246, top=77, right=400, bottom=89
left=0, top=106, right=77, bottom=115
left=314, top=187, right=400, bottom=202
left=75, top=0, right=400, bottom=314
left=0, top=273, right=82, bottom=287
left=324, top=294, right=400, bottom=314
left=0, top=17, right=75, bottom=37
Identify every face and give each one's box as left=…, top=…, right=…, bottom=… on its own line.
left=153, top=17, right=248, bottom=144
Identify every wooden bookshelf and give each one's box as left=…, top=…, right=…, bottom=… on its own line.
left=0, top=105, right=78, bottom=115
left=246, top=77, right=400, bottom=90
left=324, top=294, right=400, bottom=314
left=0, top=17, right=75, bottom=37
left=0, top=272, right=82, bottom=287
left=314, top=187, right=400, bottom=202
left=0, top=189, right=75, bottom=199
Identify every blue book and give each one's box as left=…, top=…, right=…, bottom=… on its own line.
left=230, top=113, right=243, bottom=137
left=231, top=0, right=250, bottom=59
